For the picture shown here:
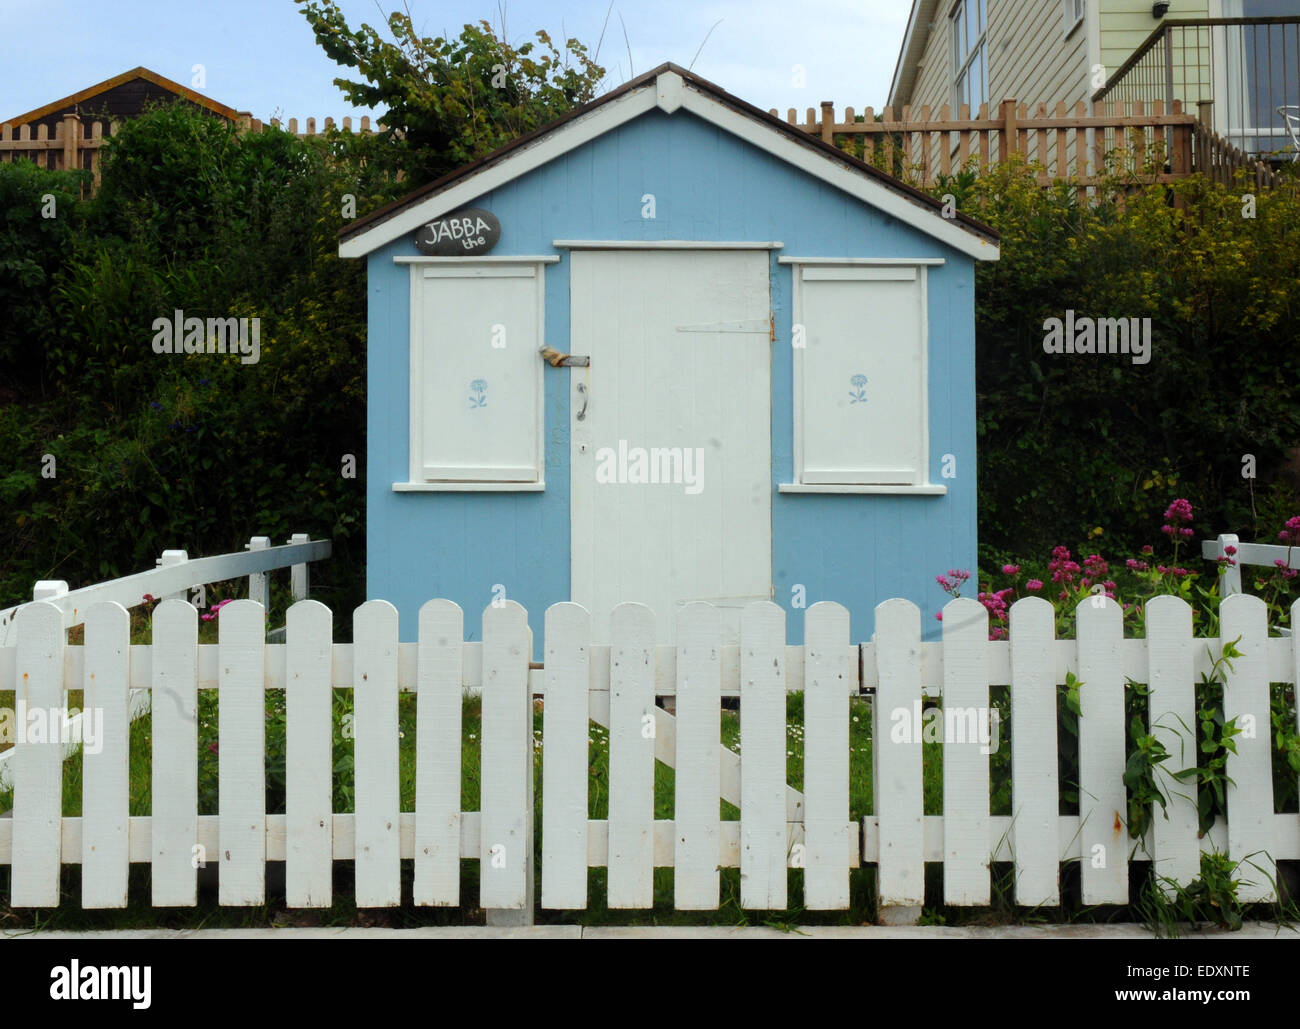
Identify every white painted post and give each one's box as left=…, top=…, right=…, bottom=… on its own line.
left=803, top=601, right=852, bottom=910
left=157, top=550, right=189, bottom=603
left=285, top=599, right=334, bottom=907
left=608, top=603, right=656, bottom=908
left=481, top=600, right=535, bottom=925
left=942, top=596, right=991, bottom=905
left=541, top=602, right=590, bottom=909
left=33, top=580, right=68, bottom=602
left=289, top=533, right=310, bottom=602
left=1076, top=596, right=1128, bottom=904
left=1216, top=534, right=1241, bottom=597
left=246, top=536, right=271, bottom=611
left=740, top=601, right=787, bottom=910
left=415, top=599, right=465, bottom=907
left=82, top=602, right=131, bottom=908
left=218, top=599, right=267, bottom=905
left=11, top=601, right=65, bottom=907
left=1145, top=595, right=1199, bottom=893
left=1009, top=597, right=1060, bottom=907
left=873, top=598, right=924, bottom=924
left=675, top=602, right=722, bottom=910
left=354, top=599, right=401, bottom=907
left=151, top=599, right=199, bottom=906
left=1220, top=593, right=1276, bottom=902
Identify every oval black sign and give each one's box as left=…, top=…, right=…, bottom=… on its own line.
left=414, top=207, right=501, bottom=256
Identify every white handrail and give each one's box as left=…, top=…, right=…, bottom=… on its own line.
left=0, top=534, right=331, bottom=642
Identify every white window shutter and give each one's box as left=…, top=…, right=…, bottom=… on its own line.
left=410, top=264, right=544, bottom=482
left=794, top=265, right=928, bottom=486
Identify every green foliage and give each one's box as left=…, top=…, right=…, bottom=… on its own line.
left=295, top=1, right=605, bottom=185
left=949, top=157, right=1300, bottom=562
left=0, top=160, right=88, bottom=387
left=0, top=102, right=393, bottom=621
left=1141, top=850, right=1249, bottom=935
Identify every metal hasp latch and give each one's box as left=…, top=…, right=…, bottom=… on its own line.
left=539, top=345, right=589, bottom=367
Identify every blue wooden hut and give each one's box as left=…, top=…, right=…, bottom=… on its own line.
left=339, top=63, right=1000, bottom=649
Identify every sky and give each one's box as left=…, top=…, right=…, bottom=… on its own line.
left=0, top=0, right=912, bottom=126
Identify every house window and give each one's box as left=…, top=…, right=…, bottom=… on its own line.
left=407, top=261, right=547, bottom=485
left=952, top=0, right=988, bottom=111
left=1062, top=0, right=1084, bottom=37
left=790, top=263, right=930, bottom=487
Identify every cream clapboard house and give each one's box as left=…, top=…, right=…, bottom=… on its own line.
left=890, top=0, right=1297, bottom=159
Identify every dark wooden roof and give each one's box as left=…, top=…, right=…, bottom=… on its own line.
left=2, top=67, right=242, bottom=132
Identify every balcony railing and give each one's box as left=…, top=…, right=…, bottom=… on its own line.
left=1094, top=16, right=1300, bottom=161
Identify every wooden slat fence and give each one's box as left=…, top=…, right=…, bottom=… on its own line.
left=772, top=97, right=1279, bottom=192
left=0, top=113, right=389, bottom=192
left=2, top=594, right=1298, bottom=921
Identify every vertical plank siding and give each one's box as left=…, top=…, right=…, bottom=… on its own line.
left=3, top=596, right=1299, bottom=920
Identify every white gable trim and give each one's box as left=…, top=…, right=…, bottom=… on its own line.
left=678, top=88, right=997, bottom=262
left=339, top=83, right=659, bottom=259
left=340, top=70, right=999, bottom=262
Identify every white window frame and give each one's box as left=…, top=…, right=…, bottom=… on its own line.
left=1062, top=0, right=1084, bottom=38
left=951, top=0, right=989, bottom=112
left=780, top=258, right=942, bottom=495
left=399, top=255, right=557, bottom=491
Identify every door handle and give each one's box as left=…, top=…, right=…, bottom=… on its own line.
left=575, top=382, right=588, bottom=421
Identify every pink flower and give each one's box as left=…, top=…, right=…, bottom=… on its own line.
left=1026, top=579, right=1043, bottom=592
left=1164, top=498, right=1193, bottom=524
left=1224, top=544, right=1238, bottom=555
left=1278, top=516, right=1300, bottom=546
left=1141, top=545, right=1154, bottom=555
left=1001, top=564, right=1020, bottom=576
left=1126, top=559, right=1148, bottom=572
left=201, top=598, right=236, bottom=622
left=935, top=611, right=943, bottom=621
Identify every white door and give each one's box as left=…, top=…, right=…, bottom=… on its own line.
left=570, top=249, right=773, bottom=645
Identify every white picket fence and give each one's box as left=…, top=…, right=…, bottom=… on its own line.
left=1, top=593, right=1298, bottom=920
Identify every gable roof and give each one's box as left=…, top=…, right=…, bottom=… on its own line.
left=888, top=0, right=945, bottom=111
left=2, top=67, right=241, bottom=127
left=339, top=62, right=999, bottom=262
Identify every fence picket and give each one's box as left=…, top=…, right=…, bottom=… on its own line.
left=1009, top=597, right=1059, bottom=906
left=873, top=598, right=924, bottom=920
left=1076, top=596, right=1128, bottom=904
left=354, top=599, right=401, bottom=907
left=1145, top=596, right=1198, bottom=892
left=151, top=599, right=198, bottom=906
left=415, top=599, right=464, bottom=906
left=740, top=601, right=787, bottom=909
left=942, top=597, right=990, bottom=905
left=608, top=602, right=656, bottom=908
left=542, top=602, right=590, bottom=908
left=82, top=601, right=130, bottom=908
left=218, top=599, right=266, bottom=904
left=675, top=602, right=722, bottom=910
left=286, top=599, right=333, bottom=907
left=11, top=601, right=63, bottom=907
left=1219, top=593, right=1276, bottom=902
left=480, top=600, right=532, bottom=912
left=804, top=601, right=851, bottom=910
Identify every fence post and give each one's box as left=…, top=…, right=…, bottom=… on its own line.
left=289, top=533, right=311, bottom=602
left=247, top=536, right=271, bottom=610
left=33, top=580, right=68, bottom=602
left=61, top=113, right=78, bottom=172
left=157, top=549, right=189, bottom=604
left=1216, top=533, right=1241, bottom=597
left=999, top=98, right=1017, bottom=162
left=820, top=101, right=834, bottom=144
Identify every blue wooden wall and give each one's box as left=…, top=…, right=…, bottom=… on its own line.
left=364, top=108, right=978, bottom=650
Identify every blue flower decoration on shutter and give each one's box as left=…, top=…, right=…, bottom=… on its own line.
left=469, top=378, right=488, bottom=408
left=849, top=374, right=868, bottom=404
